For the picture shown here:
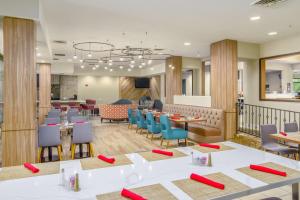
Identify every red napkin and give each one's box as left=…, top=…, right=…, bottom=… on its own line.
left=152, top=149, right=173, bottom=156
left=121, top=188, right=147, bottom=200
left=171, top=116, right=180, bottom=120
left=250, top=164, right=287, bottom=177
left=279, top=132, right=287, bottom=136
left=190, top=173, right=225, bottom=190
left=199, top=143, right=220, bottom=149
left=173, top=113, right=181, bottom=117
left=76, top=121, right=85, bottom=124
left=194, top=116, right=200, bottom=119
left=23, top=162, right=39, bottom=173
left=47, top=123, right=57, bottom=126
left=97, top=155, right=115, bottom=164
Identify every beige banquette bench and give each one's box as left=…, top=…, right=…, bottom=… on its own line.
left=163, top=104, right=224, bottom=143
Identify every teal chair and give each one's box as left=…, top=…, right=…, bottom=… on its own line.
left=160, top=115, right=188, bottom=147
left=136, top=109, right=147, bottom=134
left=127, top=108, right=136, bottom=129
left=146, top=112, right=161, bottom=140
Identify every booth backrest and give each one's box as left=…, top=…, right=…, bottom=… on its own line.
left=99, top=104, right=137, bottom=120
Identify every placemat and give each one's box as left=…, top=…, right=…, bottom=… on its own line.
left=0, top=162, right=60, bottom=181
left=173, top=172, right=249, bottom=200
left=96, top=184, right=177, bottom=200
left=80, top=155, right=132, bottom=170
left=138, top=149, right=187, bottom=162
left=191, top=143, right=235, bottom=153
left=237, top=162, right=300, bottom=184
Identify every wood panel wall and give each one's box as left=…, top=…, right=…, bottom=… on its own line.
left=2, top=17, right=37, bottom=166
left=119, top=76, right=160, bottom=101
left=165, top=56, right=182, bottom=104
left=39, top=63, right=51, bottom=124
left=211, top=39, right=237, bottom=140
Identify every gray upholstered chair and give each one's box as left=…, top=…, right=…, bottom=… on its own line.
left=48, top=109, right=60, bottom=118
left=71, top=116, right=88, bottom=123
left=260, top=124, right=297, bottom=157
left=38, top=125, right=62, bottom=162
left=67, top=108, right=79, bottom=122
left=284, top=122, right=299, bottom=148
left=70, top=122, right=94, bottom=159
left=44, top=117, right=60, bottom=125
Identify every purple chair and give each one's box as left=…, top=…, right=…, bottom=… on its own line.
left=260, top=124, right=297, bottom=157
left=67, top=108, right=79, bottom=123
left=71, top=116, right=88, bottom=123
left=284, top=122, right=299, bottom=149
left=38, top=125, right=62, bottom=162
left=70, top=122, right=94, bottom=159
left=48, top=109, right=60, bottom=118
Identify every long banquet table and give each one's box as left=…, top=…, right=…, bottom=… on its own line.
left=1, top=142, right=300, bottom=200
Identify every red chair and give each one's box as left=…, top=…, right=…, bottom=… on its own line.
left=81, top=99, right=96, bottom=116
left=52, top=102, right=61, bottom=110
left=68, top=102, right=82, bottom=111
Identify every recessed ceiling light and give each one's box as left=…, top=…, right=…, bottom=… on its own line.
left=37, top=53, right=41, bottom=57
left=130, top=64, right=134, bottom=68
left=87, top=53, right=92, bottom=58
left=80, top=65, right=85, bottom=69
left=184, top=42, right=191, bottom=46
left=109, top=63, right=113, bottom=66
left=250, top=16, right=261, bottom=21
left=139, top=65, right=143, bottom=69
left=138, top=55, right=143, bottom=59
left=169, top=64, right=172, bottom=68
left=120, top=57, right=124, bottom=61
left=109, top=59, right=113, bottom=63
left=92, top=67, right=96, bottom=70
left=79, top=59, right=83, bottom=63
left=171, top=66, right=175, bottom=70
left=95, top=65, right=99, bottom=68
left=142, top=62, right=146, bottom=66
left=150, top=67, right=154, bottom=71
left=73, top=55, right=78, bottom=59
left=148, top=60, right=152, bottom=64
left=98, top=60, right=103, bottom=63
left=110, top=69, right=113, bottom=72
left=268, top=32, right=278, bottom=36
left=130, top=60, right=135, bottom=64
left=104, top=66, right=108, bottom=70
left=119, top=66, right=124, bottom=69
left=128, top=68, right=132, bottom=72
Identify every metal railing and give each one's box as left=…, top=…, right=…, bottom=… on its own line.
left=236, top=103, right=300, bottom=137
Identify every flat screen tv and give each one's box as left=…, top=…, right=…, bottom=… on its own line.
left=135, top=78, right=150, bottom=88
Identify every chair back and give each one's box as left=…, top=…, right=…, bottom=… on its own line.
left=284, top=122, right=299, bottom=132
left=86, top=99, right=96, bottom=105
left=48, top=110, right=60, bottom=118
left=38, top=125, right=61, bottom=147
left=72, top=122, right=93, bottom=144
left=160, top=115, right=171, bottom=131
left=146, top=112, right=155, bottom=126
left=68, top=102, right=77, bottom=107
left=52, top=102, right=61, bottom=109
left=44, top=117, right=60, bottom=125
left=71, top=116, right=88, bottom=123
left=136, top=109, right=145, bottom=123
left=260, top=124, right=277, bottom=145
left=67, top=108, right=79, bottom=122
left=152, top=99, right=163, bottom=112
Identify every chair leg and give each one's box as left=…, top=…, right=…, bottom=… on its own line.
left=89, top=143, right=95, bottom=157
left=151, top=133, right=154, bottom=141
left=136, top=127, right=139, bottom=133
left=146, top=131, right=149, bottom=138
left=177, top=139, right=180, bottom=145
left=166, top=141, right=170, bottom=148
left=71, top=144, right=76, bottom=160
left=160, top=138, right=164, bottom=146
left=57, top=145, right=63, bottom=161
left=37, top=147, right=42, bottom=163
left=185, top=139, right=187, bottom=146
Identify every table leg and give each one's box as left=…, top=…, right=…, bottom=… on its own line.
left=185, top=122, right=188, bottom=131
left=292, top=183, right=299, bottom=200
left=48, top=147, right=52, bottom=161
left=79, top=144, right=83, bottom=157
left=298, top=144, right=300, bottom=160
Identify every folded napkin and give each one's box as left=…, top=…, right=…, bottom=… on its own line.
left=250, top=164, right=287, bottom=177
left=194, top=116, right=200, bottom=119
left=47, top=123, right=58, bottom=126
left=97, top=155, right=115, bottom=164
left=173, top=113, right=181, bottom=117
left=171, top=117, right=180, bottom=120
left=279, top=131, right=287, bottom=136
left=190, top=173, right=225, bottom=190
left=24, top=162, right=39, bottom=173
left=152, top=149, right=173, bottom=156
left=121, top=188, right=147, bottom=200
left=76, top=121, right=85, bottom=124
left=199, top=143, right=220, bottom=149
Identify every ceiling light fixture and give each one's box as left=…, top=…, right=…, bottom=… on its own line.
left=139, top=65, right=143, bottom=69
left=120, top=66, right=124, bottom=69
left=95, top=65, right=99, bottom=68
left=120, top=57, right=124, bottom=61
left=109, top=63, right=113, bottom=66
left=73, top=55, right=78, bottom=59
left=110, top=69, right=113, bottom=72
left=142, top=62, right=146, bottom=66
left=250, top=16, right=261, bottom=21
left=268, top=31, right=278, bottom=36
left=184, top=42, right=191, bottom=46
left=169, top=64, right=172, bottom=68
left=87, top=53, right=92, bottom=58
left=92, top=67, right=96, bottom=70
left=128, top=68, right=132, bottom=72
left=37, top=53, right=41, bottom=57
left=130, top=64, right=135, bottom=68
left=99, top=60, right=103, bottom=63
left=148, top=60, right=152, bottom=64
left=79, top=59, right=83, bottom=63
left=130, top=60, right=135, bottom=64
left=104, top=66, right=108, bottom=70
left=171, top=66, right=175, bottom=70
left=138, top=55, right=143, bottom=59
left=80, top=65, right=85, bottom=69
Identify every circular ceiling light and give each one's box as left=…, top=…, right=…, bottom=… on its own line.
left=148, top=60, right=152, bottom=64
left=110, top=69, right=113, bottom=72
left=184, top=42, right=191, bottom=46
left=104, top=66, right=108, bottom=70
left=87, top=53, right=92, bottom=57
left=79, top=59, right=83, bottom=63
left=73, top=55, right=78, bottom=59
left=130, top=64, right=135, bottom=68
left=120, top=66, right=124, bottom=69
left=128, top=68, right=132, bottom=72
left=95, top=65, right=99, bottom=68
left=80, top=65, right=85, bottom=69
left=92, top=67, right=96, bottom=70
left=250, top=16, right=261, bottom=21
left=109, top=63, right=113, bottom=66
left=268, top=32, right=278, bottom=36
left=139, top=65, right=143, bottom=69
left=138, top=55, right=143, bottom=59
left=130, top=60, right=135, bottom=64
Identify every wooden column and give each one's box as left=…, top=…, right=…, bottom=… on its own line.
left=211, top=39, right=237, bottom=140
left=39, top=63, right=51, bottom=124
left=2, top=17, right=37, bottom=166
left=165, top=56, right=182, bottom=104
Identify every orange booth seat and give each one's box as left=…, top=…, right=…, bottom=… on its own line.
left=99, top=104, right=137, bottom=122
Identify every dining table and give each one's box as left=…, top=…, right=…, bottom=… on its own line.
left=1, top=141, right=300, bottom=200
left=271, top=132, right=300, bottom=155
left=170, top=116, right=207, bottom=130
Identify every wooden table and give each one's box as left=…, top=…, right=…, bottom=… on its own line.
left=271, top=132, right=300, bottom=155
left=170, top=117, right=206, bottom=130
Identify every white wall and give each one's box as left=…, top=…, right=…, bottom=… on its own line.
left=77, top=76, right=119, bottom=104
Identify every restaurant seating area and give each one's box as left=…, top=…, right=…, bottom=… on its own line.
left=1, top=0, right=300, bottom=199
